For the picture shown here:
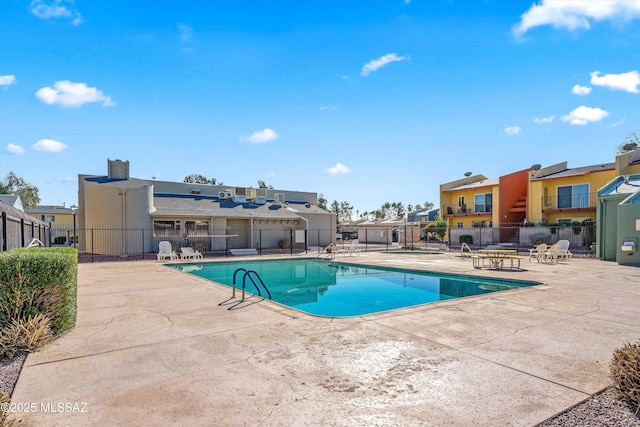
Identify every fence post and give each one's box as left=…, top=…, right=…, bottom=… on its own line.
left=290, top=228, right=293, bottom=255
left=1, top=212, right=6, bottom=251
left=20, top=218, right=25, bottom=247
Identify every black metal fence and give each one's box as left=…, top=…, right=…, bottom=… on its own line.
left=1, top=221, right=598, bottom=261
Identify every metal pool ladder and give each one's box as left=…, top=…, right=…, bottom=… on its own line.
left=232, top=268, right=272, bottom=302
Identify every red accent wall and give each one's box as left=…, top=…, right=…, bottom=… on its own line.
left=498, top=168, right=530, bottom=241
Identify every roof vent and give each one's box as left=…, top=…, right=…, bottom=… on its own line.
left=274, top=193, right=285, bottom=204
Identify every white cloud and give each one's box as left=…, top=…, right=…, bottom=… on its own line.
left=534, top=115, right=555, bottom=123
left=35, top=81, right=115, bottom=108
left=324, top=163, right=351, bottom=175
left=242, top=128, right=278, bottom=144
left=319, top=106, right=338, bottom=111
left=561, top=106, right=609, bottom=125
left=30, top=0, right=83, bottom=25
left=513, top=0, right=640, bottom=36
left=360, top=53, right=407, bottom=77
left=590, top=70, right=640, bottom=93
left=0, top=75, right=16, bottom=87
left=6, top=144, right=25, bottom=154
left=504, top=126, right=521, bottom=136
left=33, top=138, right=68, bottom=152
left=178, top=23, right=194, bottom=43
left=572, top=84, right=592, bottom=95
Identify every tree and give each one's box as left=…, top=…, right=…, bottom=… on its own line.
left=317, top=194, right=327, bottom=210
left=183, top=174, right=218, bottom=184
left=380, top=202, right=406, bottom=220
left=330, top=200, right=340, bottom=218
left=423, top=216, right=447, bottom=242
left=339, top=201, right=353, bottom=222
left=0, top=172, right=40, bottom=209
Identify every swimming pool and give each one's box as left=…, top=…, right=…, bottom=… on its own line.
left=170, top=259, right=539, bottom=317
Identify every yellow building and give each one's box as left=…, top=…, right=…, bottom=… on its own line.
left=527, top=162, right=616, bottom=226
left=26, top=205, right=79, bottom=245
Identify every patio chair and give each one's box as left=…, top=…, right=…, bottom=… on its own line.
left=181, top=247, right=203, bottom=260
left=556, top=240, right=572, bottom=261
left=336, top=240, right=360, bottom=257
left=528, top=243, right=547, bottom=263
left=543, top=243, right=560, bottom=263
left=157, top=241, right=178, bottom=261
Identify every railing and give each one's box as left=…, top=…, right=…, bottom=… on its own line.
left=541, top=192, right=597, bottom=211
left=442, top=203, right=493, bottom=217
left=232, top=268, right=272, bottom=301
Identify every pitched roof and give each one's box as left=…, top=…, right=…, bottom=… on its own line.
left=151, top=194, right=326, bottom=219
left=531, top=163, right=614, bottom=180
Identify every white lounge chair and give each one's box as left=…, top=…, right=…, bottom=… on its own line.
left=157, top=241, right=178, bottom=261
left=543, top=243, right=560, bottom=263
left=25, top=238, right=44, bottom=248
left=556, top=240, right=572, bottom=261
left=528, top=243, right=547, bottom=263
left=181, top=247, right=203, bottom=260
left=336, top=240, right=360, bottom=257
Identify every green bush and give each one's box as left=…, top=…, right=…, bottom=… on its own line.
left=571, top=221, right=582, bottom=235
left=0, top=247, right=77, bottom=335
left=459, top=235, right=473, bottom=245
left=610, top=341, right=640, bottom=415
left=529, top=233, right=552, bottom=245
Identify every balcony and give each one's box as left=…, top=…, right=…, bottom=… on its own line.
left=442, top=203, right=492, bottom=217
left=541, top=192, right=597, bottom=212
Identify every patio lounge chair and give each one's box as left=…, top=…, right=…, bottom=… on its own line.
left=528, top=243, right=547, bottom=263
left=157, top=241, right=178, bottom=261
left=556, top=240, right=572, bottom=261
left=543, top=243, right=560, bottom=263
left=181, top=247, right=203, bottom=260
left=337, top=240, right=360, bottom=257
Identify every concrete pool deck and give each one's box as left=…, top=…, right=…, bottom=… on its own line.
left=10, top=252, right=640, bottom=426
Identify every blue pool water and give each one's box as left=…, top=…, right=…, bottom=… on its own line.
left=170, top=259, right=539, bottom=317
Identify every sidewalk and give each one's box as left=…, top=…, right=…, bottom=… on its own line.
left=10, top=253, right=640, bottom=426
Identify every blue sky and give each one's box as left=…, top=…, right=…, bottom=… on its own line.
left=1, top=0, right=639, bottom=215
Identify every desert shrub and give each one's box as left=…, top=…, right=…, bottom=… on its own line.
left=459, top=235, right=473, bottom=245
left=278, top=238, right=290, bottom=249
left=610, top=341, right=640, bottom=415
left=529, top=233, right=552, bottom=245
left=0, top=314, right=53, bottom=358
left=0, top=247, right=77, bottom=335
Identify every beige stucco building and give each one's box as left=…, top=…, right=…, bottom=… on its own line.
left=77, top=159, right=336, bottom=256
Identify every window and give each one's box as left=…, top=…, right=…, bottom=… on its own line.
left=39, top=215, right=45, bottom=221
left=474, top=193, right=493, bottom=213
left=457, top=222, right=464, bottom=228
left=472, top=220, right=485, bottom=228
left=557, top=218, right=572, bottom=226
left=153, top=220, right=181, bottom=237
left=184, top=220, right=209, bottom=236
left=48, top=215, right=56, bottom=222
left=457, top=196, right=465, bottom=207
left=557, top=184, right=589, bottom=208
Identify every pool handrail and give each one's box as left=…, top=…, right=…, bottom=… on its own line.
left=232, top=267, right=272, bottom=301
